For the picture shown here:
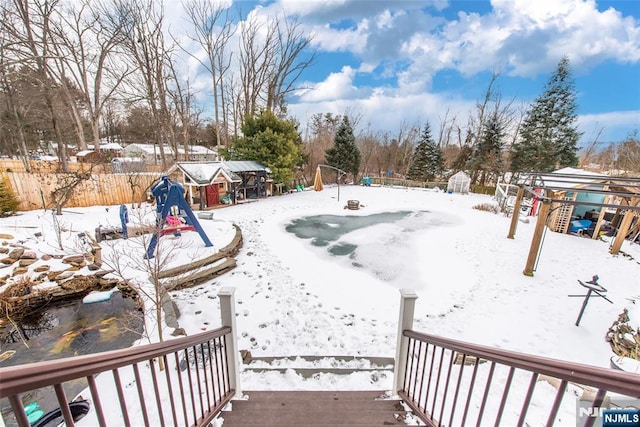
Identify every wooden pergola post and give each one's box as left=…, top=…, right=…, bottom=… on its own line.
left=507, top=186, right=525, bottom=239
left=591, top=191, right=610, bottom=240
left=523, top=193, right=553, bottom=277
left=610, top=198, right=639, bottom=254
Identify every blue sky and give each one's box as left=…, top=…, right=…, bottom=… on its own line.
left=176, top=0, right=640, bottom=146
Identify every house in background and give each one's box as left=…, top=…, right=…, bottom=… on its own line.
left=75, top=142, right=124, bottom=163
left=172, top=161, right=272, bottom=209
left=122, top=143, right=219, bottom=164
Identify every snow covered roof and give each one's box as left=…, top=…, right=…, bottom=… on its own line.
left=176, top=162, right=240, bottom=185
left=124, top=143, right=217, bottom=155
left=223, top=160, right=271, bottom=173
left=186, top=145, right=218, bottom=155
left=99, top=143, right=124, bottom=150
left=544, top=168, right=607, bottom=189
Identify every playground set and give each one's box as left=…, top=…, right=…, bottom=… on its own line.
left=94, top=177, right=213, bottom=259
left=144, top=176, right=212, bottom=259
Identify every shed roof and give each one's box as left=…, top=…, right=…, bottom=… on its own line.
left=223, top=160, right=271, bottom=173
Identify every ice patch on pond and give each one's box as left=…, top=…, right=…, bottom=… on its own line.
left=286, top=211, right=461, bottom=289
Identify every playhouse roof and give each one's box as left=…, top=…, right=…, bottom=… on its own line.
left=176, top=162, right=240, bottom=185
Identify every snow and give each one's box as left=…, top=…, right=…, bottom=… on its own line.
left=1, top=184, right=638, bottom=423
left=81, top=288, right=118, bottom=304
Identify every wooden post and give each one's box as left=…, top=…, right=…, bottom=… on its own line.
left=92, top=244, right=102, bottom=264
left=523, top=195, right=553, bottom=277
left=218, top=287, right=241, bottom=398
left=393, top=289, right=418, bottom=394
left=507, top=186, right=525, bottom=239
left=591, top=192, right=610, bottom=240
left=610, top=207, right=637, bottom=255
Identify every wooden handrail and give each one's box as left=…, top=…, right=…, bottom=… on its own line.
left=403, top=329, right=640, bottom=398
left=0, top=326, right=231, bottom=398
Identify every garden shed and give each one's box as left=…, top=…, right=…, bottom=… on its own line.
left=173, top=160, right=272, bottom=209
left=447, top=171, right=470, bottom=194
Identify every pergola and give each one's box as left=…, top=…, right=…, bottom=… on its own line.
left=506, top=171, right=640, bottom=276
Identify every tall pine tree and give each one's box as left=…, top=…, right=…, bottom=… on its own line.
left=407, top=123, right=443, bottom=181
left=467, top=111, right=505, bottom=185
left=510, top=56, right=582, bottom=173
left=325, top=116, right=361, bottom=181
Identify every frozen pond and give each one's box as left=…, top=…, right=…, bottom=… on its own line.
left=285, top=210, right=457, bottom=284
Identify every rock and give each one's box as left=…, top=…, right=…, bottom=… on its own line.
left=87, top=263, right=102, bottom=271
left=55, top=271, right=74, bottom=280
left=12, top=267, right=29, bottom=276
left=20, top=251, right=37, bottom=259
left=34, top=265, right=50, bottom=272
left=0, top=233, right=14, bottom=240
left=0, top=258, right=16, bottom=265
left=69, top=261, right=87, bottom=268
left=94, top=270, right=114, bottom=278
left=0, top=247, right=9, bottom=254
left=240, top=350, right=252, bottom=364
left=41, top=254, right=52, bottom=261
left=8, top=248, right=24, bottom=259
left=47, top=271, right=60, bottom=281
left=65, top=266, right=81, bottom=272
left=62, top=255, right=85, bottom=264
left=171, top=328, right=187, bottom=337
left=18, top=259, right=36, bottom=267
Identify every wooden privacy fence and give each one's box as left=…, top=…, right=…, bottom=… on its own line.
left=0, top=159, right=165, bottom=174
left=2, top=171, right=162, bottom=211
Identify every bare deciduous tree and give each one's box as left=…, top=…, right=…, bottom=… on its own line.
left=101, top=206, right=193, bottom=354
left=49, top=0, right=132, bottom=149
left=8, top=0, right=70, bottom=170
left=183, top=0, right=235, bottom=147
left=113, top=0, right=173, bottom=168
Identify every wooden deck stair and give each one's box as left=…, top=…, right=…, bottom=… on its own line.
left=218, top=390, right=425, bottom=426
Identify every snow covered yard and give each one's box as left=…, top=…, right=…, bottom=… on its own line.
left=1, top=184, right=638, bottom=398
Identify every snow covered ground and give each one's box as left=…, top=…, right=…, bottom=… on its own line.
left=1, top=184, right=638, bottom=423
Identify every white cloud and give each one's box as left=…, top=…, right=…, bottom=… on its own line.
left=297, top=66, right=359, bottom=103
left=307, top=21, right=369, bottom=53
left=488, top=0, right=640, bottom=75
left=577, top=110, right=640, bottom=142
left=290, top=86, right=474, bottom=139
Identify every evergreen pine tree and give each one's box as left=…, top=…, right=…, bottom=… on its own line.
left=0, top=178, right=19, bottom=217
left=325, top=116, right=361, bottom=181
left=222, top=110, right=305, bottom=184
left=510, top=56, right=582, bottom=172
left=407, top=123, right=443, bottom=181
left=467, top=111, right=504, bottom=185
